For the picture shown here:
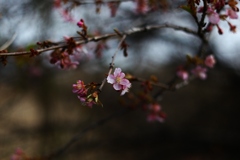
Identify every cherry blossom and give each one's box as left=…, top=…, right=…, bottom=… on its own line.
left=177, top=66, right=189, bottom=81
left=191, top=66, right=208, bottom=80
left=72, top=80, right=95, bottom=108
left=72, top=80, right=86, bottom=94
left=107, top=68, right=131, bottom=95
left=207, top=7, right=220, bottom=24
left=205, top=55, right=216, bottom=68
left=227, top=9, right=238, bottom=19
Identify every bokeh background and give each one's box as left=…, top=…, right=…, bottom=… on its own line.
left=1, top=0, right=240, bottom=159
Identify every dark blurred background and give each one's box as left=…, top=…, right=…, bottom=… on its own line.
left=1, top=0, right=240, bottom=159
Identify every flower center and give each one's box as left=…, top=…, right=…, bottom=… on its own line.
left=116, top=76, right=121, bottom=83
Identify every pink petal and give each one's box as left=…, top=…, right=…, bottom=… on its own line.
left=113, top=83, right=122, bottom=90
left=119, top=72, right=125, bottom=78
left=208, top=13, right=220, bottom=24
left=107, top=75, right=116, bottom=84
left=205, top=55, right=216, bottom=68
left=120, top=79, right=130, bottom=86
left=228, top=9, right=238, bottom=19
left=120, top=88, right=129, bottom=95
left=177, top=70, right=189, bottom=81
left=114, top=68, right=122, bottom=76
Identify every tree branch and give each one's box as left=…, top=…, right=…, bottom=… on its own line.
left=0, top=24, right=198, bottom=57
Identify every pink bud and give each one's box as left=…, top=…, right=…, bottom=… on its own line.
left=77, top=19, right=84, bottom=28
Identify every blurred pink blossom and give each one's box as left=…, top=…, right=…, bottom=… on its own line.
left=72, top=80, right=86, bottom=94
left=227, top=9, right=238, bottom=19
left=205, top=55, right=216, bottom=68
left=191, top=66, right=208, bottom=80
left=177, top=66, right=189, bottom=81
left=207, top=8, right=220, bottom=24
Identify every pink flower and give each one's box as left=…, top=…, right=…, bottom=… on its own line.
left=107, top=68, right=131, bottom=95
left=227, top=9, right=238, bottom=19
left=207, top=7, right=220, bottom=24
left=205, top=55, right=216, bottom=68
left=191, top=66, right=208, bottom=80
left=72, top=80, right=86, bottom=94
left=208, top=13, right=220, bottom=24
left=72, top=80, right=95, bottom=108
left=176, top=66, right=189, bottom=81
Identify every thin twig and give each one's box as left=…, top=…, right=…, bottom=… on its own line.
left=98, top=35, right=126, bottom=92
left=130, top=77, right=169, bottom=89
left=174, top=75, right=196, bottom=90
left=125, top=24, right=198, bottom=37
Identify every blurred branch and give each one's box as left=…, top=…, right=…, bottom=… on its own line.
left=38, top=108, right=129, bottom=160
left=0, top=33, right=17, bottom=50
left=130, top=77, right=170, bottom=89
left=198, top=0, right=207, bottom=35
left=0, top=24, right=198, bottom=57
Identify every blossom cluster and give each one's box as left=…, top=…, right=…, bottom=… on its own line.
left=177, top=54, right=216, bottom=80
left=50, top=36, right=87, bottom=69
left=107, top=68, right=131, bottom=96
left=72, top=80, right=98, bottom=107
left=50, top=50, right=79, bottom=69
left=198, top=0, right=239, bottom=34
